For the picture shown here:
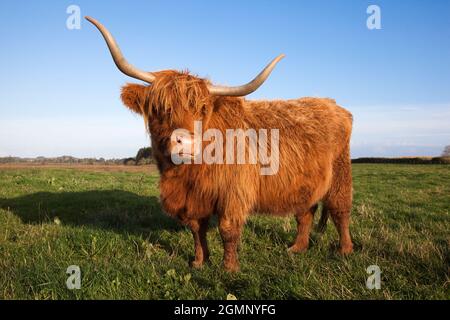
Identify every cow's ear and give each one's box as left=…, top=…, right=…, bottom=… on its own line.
left=121, top=83, right=146, bottom=115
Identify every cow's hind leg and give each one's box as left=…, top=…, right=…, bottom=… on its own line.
left=325, top=147, right=353, bottom=255
left=288, top=204, right=318, bottom=253
left=327, top=207, right=353, bottom=255
left=188, top=218, right=210, bottom=268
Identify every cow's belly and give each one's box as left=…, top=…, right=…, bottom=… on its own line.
left=255, top=165, right=332, bottom=215
left=255, top=189, right=318, bottom=215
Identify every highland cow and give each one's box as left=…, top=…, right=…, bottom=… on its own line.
left=87, top=17, right=354, bottom=271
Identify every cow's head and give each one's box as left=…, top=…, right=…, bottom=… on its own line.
left=86, top=17, right=283, bottom=164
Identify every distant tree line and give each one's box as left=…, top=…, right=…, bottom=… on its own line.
left=2, top=145, right=449, bottom=165
left=123, top=147, right=153, bottom=165
left=352, top=156, right=450, bottom=165
left=0, top=147, right=154, bottom=166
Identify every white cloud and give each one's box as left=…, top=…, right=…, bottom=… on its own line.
left=349, top=103, right=450, bottom=157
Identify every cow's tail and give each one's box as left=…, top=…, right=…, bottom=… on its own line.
left=315, top=204, right=329, bottom=233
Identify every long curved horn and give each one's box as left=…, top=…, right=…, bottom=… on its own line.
left=85, top=16, right=155, bottom=83
left=207, top=54, right=285, bottom=96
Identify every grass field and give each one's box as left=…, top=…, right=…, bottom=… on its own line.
left=0, top=164, right=448, bottom=300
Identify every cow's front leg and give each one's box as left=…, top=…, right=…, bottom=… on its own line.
left=187, top=218, right=210, bottom=268
left=218, top=215, right=245, bottom=272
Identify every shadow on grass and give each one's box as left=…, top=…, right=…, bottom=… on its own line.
left=0, top=190, right=182, bottom=236
left=0, top=191, right=368, bottom=262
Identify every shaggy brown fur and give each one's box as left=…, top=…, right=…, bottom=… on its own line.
left=121, top=71, right=353, bottom=271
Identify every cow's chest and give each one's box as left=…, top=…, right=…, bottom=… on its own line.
left=159, top=175, right=215, bottom=223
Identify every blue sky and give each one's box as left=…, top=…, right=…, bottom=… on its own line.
left=0, top=0, right=449, bottom=158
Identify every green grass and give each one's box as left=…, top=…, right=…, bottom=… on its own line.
left=0, top=164, right=448, bottom=300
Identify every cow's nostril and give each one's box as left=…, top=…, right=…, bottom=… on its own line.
left=176, top=136, right=182, bottom=144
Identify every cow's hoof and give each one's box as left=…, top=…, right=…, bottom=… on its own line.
left=338, top=244, right=353, bottom=256
left=190, top=260, right=204, bottom=269
left=287, top=244, right=308, bottom=254
left=224, top=263, right=240, bottom=273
